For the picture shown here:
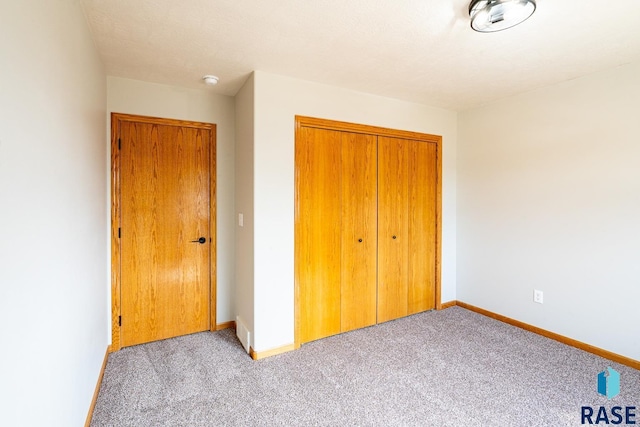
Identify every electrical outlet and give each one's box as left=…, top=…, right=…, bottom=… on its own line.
left=533, top=289, right=544, bottom=304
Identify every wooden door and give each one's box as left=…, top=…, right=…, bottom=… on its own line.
left=377, top=136, right=409, bottom=323
left=119, top=118, right=212, bottom=347
left=296, top=126, right=342, bottom=344
left=408, top=141, right=437, bottom=314
left=295, top=115, right=442, bottom=348
left=296, top=128, right=378, bottom=342
left=340, top=132, right=377, bottom=333
left=378, top=136, right=438, bottom=322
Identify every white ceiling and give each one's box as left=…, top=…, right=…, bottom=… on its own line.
left=81, top=0, right=640, bottom=111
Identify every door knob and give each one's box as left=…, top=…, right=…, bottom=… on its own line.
left=392, top=235, right=397, bottom=239
left=191, top=237, right=207, bottom=244
left=358, top=239, right=363, bottom=243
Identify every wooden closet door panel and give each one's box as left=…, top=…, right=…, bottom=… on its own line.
left=341, top=132, right=377, bottom=332
left=377, top=136, right=409, bottom=323
left=296, top=127, right=342, bottom=344
left=408, top=141, right=438, bottom=314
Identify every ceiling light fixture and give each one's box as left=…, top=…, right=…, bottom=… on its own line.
left=202, top=75, right=219, bottom=86
left=469, top=0, right=536, bottom=33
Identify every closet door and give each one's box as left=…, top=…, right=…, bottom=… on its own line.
left=295, top=116, right=441, bottom=346
left=340, top=132, right=377, bottom=332
left=408, top=141, right=437, bottom=314
left=378, top=137, right=438, bottom=322
left=377, top=136, right=409, bottom=323
left=296, top=127, right=342, bottom=344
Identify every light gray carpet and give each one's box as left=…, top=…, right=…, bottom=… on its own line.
left=91, top=307, right=639, bottom=426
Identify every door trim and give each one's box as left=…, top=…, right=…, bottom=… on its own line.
left=110, top=113, right=217, bottom=351
left=294, top=116, right=443, bottom=349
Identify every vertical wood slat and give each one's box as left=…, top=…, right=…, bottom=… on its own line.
left=110, top=115, right=121, bottom=351
left=209, top=124, right=218, bottom=332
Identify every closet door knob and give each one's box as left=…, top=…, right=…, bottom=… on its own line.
left=392, top=235, right=397, bottom=240
left=358, top=239, right=363, bottom=243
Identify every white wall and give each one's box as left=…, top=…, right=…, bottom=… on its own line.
left=107, top=77, right=236, bottom=326
left=251, top=71, right=458, bottom=352
left=0, top=1, right=107, bottom=426
left=458, top=62, right=640, bottom=360
left=234, top=73, right=255, bottom=349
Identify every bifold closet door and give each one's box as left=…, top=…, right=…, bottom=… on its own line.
left=296, top=127, right=342, bottom=344
left=296, top=127, right=378, bottom=344
left=378, top=136, right=438, bottom=323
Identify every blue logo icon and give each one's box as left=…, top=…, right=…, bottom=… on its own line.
left=597, top=367, right=620, bottom=400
